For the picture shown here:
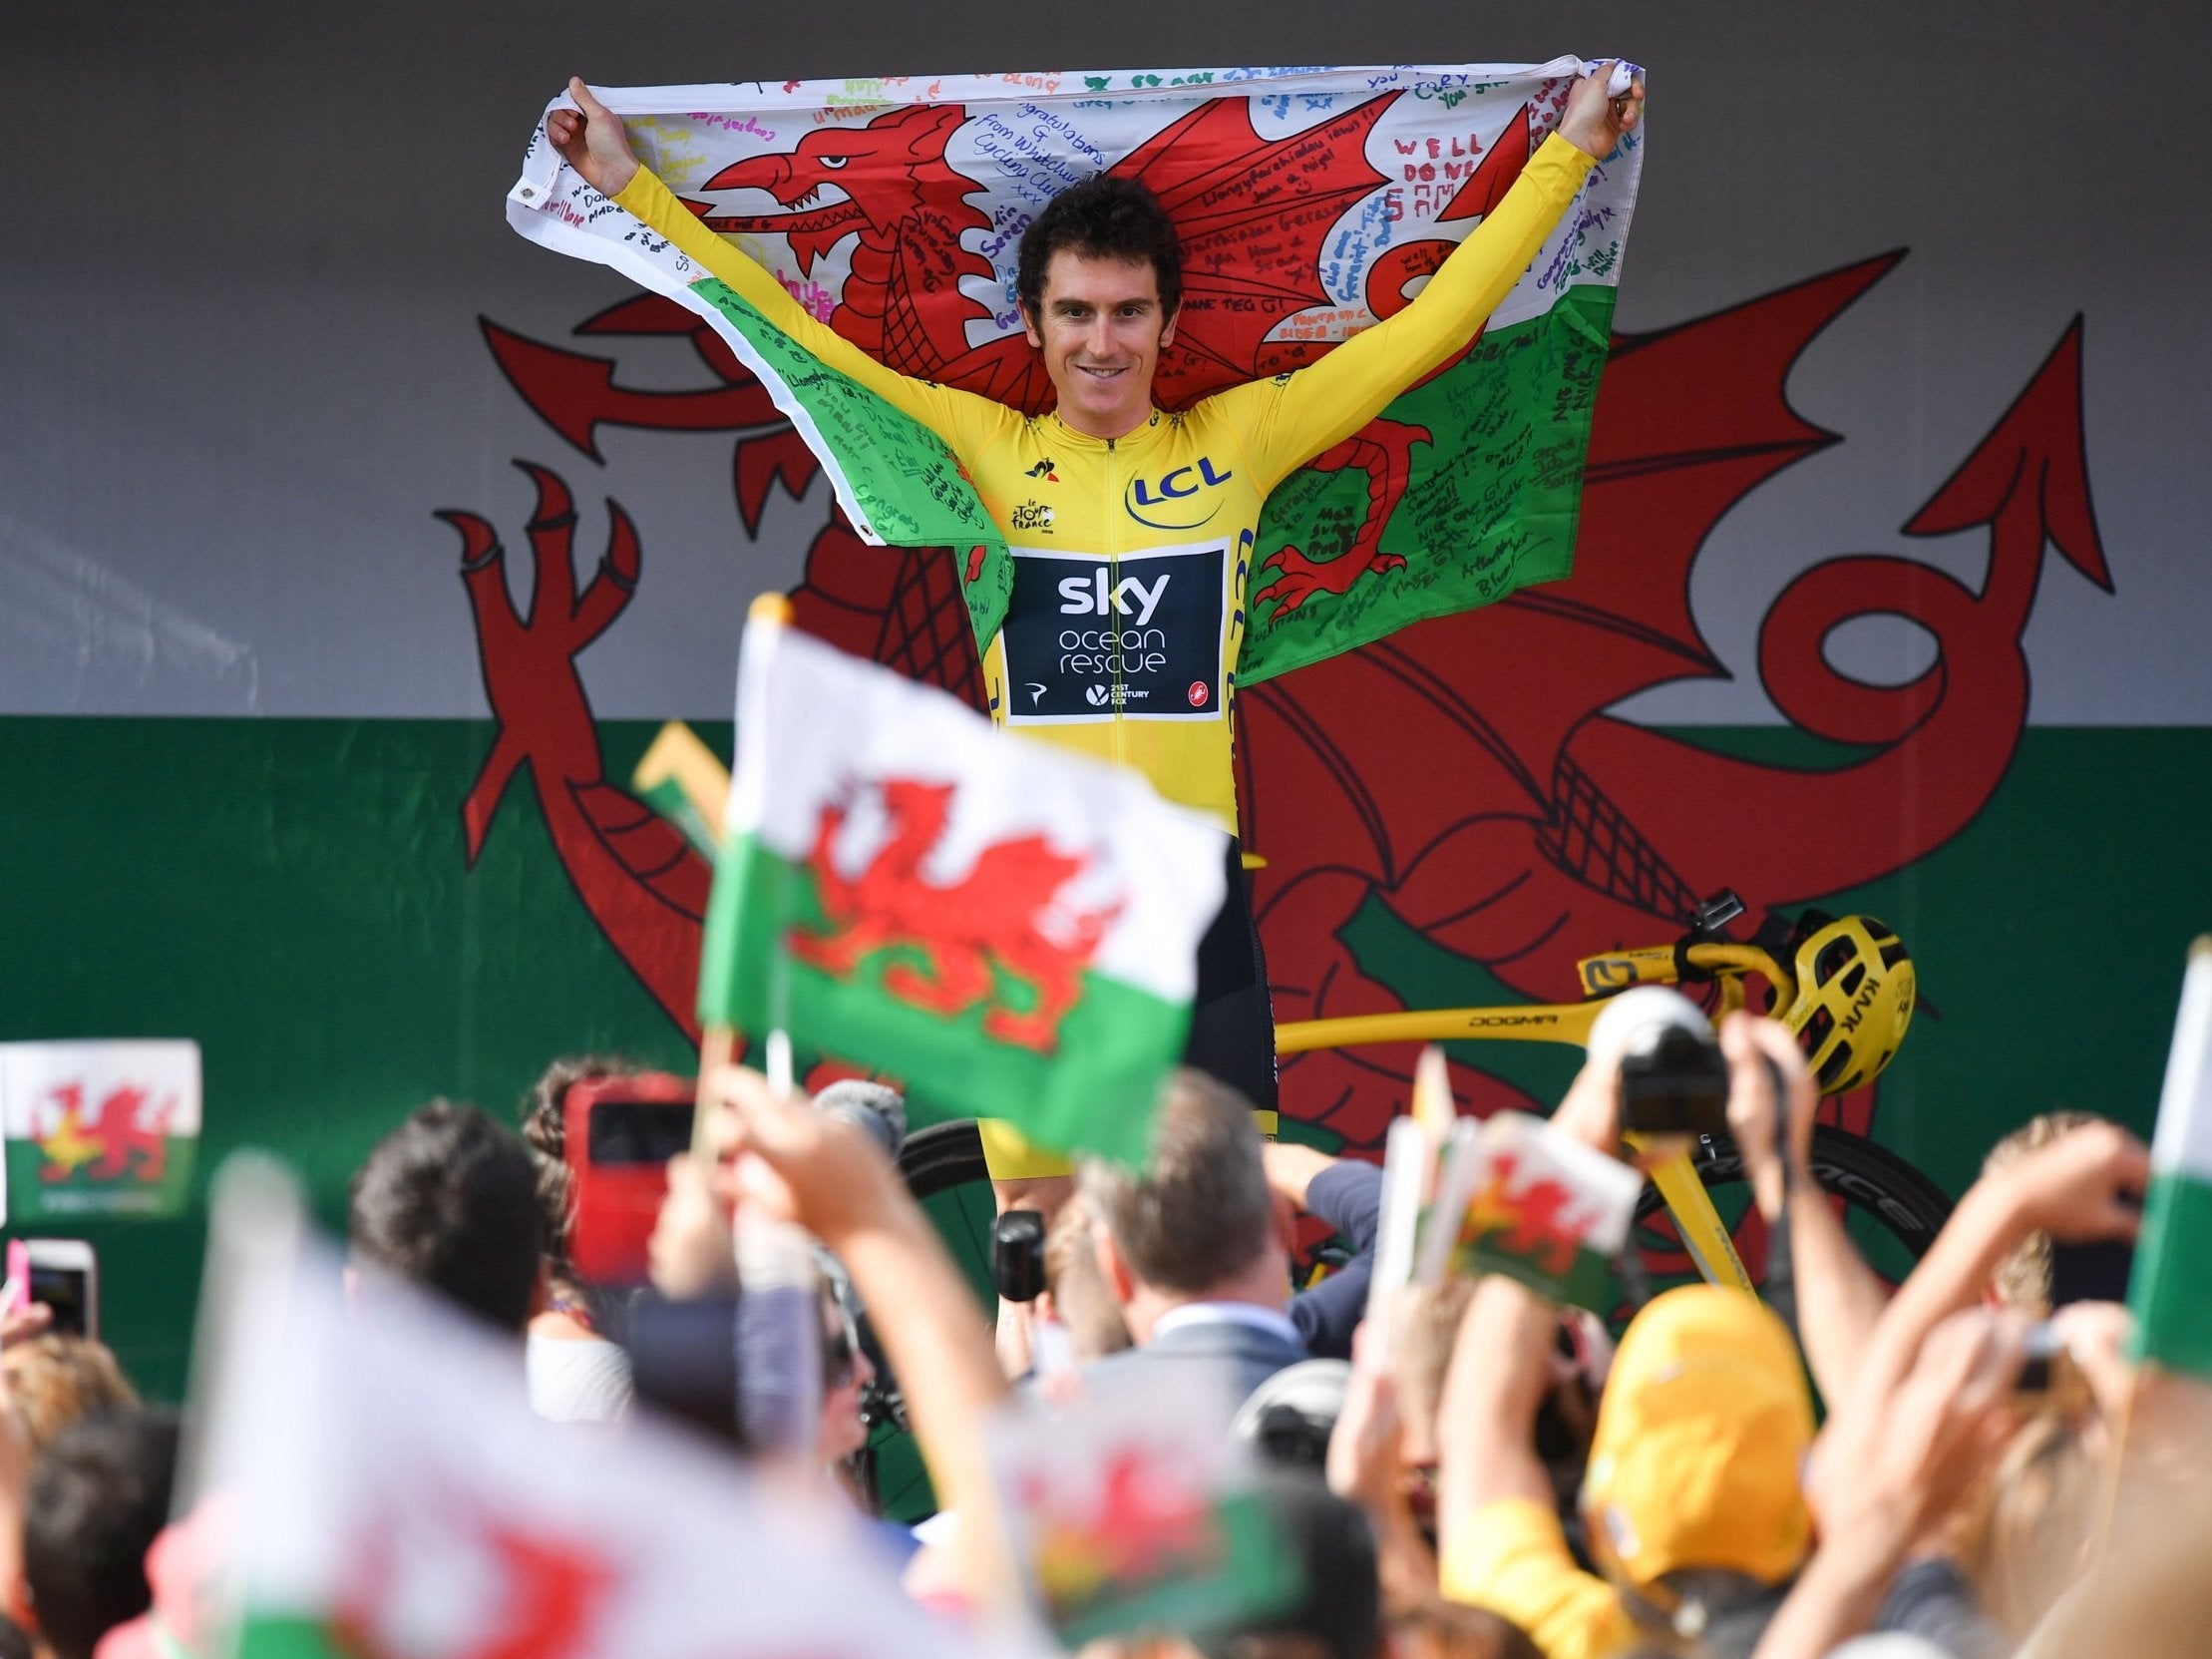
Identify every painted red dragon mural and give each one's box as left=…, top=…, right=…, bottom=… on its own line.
left=439, top=95, right=2109, bottom=1155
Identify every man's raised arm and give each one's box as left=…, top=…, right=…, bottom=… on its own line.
left=547, top=79, right=994, bottom=439
left=1225, top=64, right=1643, bottom=492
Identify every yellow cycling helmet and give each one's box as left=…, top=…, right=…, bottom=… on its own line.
left=1780, top=915, right=1916, bottom=1094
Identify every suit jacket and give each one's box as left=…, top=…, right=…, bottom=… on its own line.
left=1081, top=1306, right=1310, bottom=1410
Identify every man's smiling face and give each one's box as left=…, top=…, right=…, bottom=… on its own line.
left=1023, top=250, right=1177, bottom=442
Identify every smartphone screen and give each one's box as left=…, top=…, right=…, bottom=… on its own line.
left=26, top=1265, right=94, bottom=1345
left=586, top=1097, right=695, bottom=1167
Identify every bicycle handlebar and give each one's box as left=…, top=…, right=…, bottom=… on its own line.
left=1275, top=938, right=1799, bottom=1056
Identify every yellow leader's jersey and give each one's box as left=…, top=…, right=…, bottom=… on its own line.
left=617, top=136, right=1593, bottom=833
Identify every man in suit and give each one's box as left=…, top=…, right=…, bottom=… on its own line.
left=1079, top=1069, right=1308, bottom=1405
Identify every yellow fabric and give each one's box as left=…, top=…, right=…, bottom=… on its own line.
left=1442, top=1498, right=1638, bottom=1659
left=613, top=137, right=1593, bottom=833
left=977, top=1107, right=1280, bottom=1178
left=1581, top=1287, right=1814, bottom=1592
left=976, top=1116, right=1072, bottom=1179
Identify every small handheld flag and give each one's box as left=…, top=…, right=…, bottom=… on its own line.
left=696, top=604, right=1227, bottom=1165
left=2128, top=938, right=2212, bottom=1380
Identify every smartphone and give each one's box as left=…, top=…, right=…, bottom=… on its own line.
left=24, top=1239, right=99, bottom=1341
left=2047, top=1236, right=2134, bottom=1309
left=564, top=1073, right=696, bottom=1287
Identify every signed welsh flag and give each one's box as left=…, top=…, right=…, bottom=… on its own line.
left=699, top=603, right=1226, bottom=1165
left=2129, top=939, right=2212, bottom=1380
left=508, top=62, right=1642, bottom=681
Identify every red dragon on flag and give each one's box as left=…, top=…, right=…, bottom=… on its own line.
left=793, top=778, right=1121, bottom=1052
left=443, top=95, right=2109, bottom=1157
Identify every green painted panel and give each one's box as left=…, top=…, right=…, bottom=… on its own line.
left=5, top=718, right=2208, bottom=1401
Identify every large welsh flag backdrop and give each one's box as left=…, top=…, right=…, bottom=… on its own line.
left=506, top=61, right=1643, bottom=680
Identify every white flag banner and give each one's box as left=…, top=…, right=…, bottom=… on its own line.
left=191, top=1163, right=990, bottom=1659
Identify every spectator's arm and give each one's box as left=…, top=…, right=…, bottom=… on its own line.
left=1262, top=1141, right=1340, bottom=1212
left=705, top=1066, right=1013, bottom=1598
left=1435, top=1047, right=1630, bottom=1527
left=1437, top=1272, right=1556, bottom=1528
left=1302, top=1157, right=1385, bottom=1253
left=1289, top=1158, right=1385, bottom=1358
left=1721, top=1013, right=1889, bottom=1405
left=1328, top=1324, right=1438, bottom=1610
left=1756, top=1309, right=2024, bottom=1659
left=1814, top=1123, right=2146, bottom=1507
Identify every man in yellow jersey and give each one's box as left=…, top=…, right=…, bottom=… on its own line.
left=550, top=69, right=1641, bottom=1199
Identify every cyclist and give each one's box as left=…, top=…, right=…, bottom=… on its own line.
left=547, top=69, right=1643, bottom=1263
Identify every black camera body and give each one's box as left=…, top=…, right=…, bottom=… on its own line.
left=1594, top=987, right=1730, bottom=1139
left=1619, top=1023, right=1730, bottom=1137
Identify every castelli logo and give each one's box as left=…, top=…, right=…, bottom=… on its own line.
left=1188, top=680, right=1209, bottom=707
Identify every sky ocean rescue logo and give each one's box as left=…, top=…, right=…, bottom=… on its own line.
left=1000, top=543, right=1226, bottom=723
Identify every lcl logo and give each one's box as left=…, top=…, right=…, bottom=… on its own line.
left=1125, top=457, right=1234, bottom=529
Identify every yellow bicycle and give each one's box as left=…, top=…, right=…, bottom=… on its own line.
left=1272, top=896, right=1927, bottom=1293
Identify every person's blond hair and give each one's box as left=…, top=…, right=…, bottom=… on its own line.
left=2, top=1335, right=137, bottom=1452
left=1961, top=1409, right=2101, bottom=1635
left=1983, top=1109, right=2102, bottom=1314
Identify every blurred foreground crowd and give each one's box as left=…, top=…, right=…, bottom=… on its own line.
left=3, top=1013, right=2204, bottom=1659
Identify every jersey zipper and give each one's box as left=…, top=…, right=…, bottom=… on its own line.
left=1104, top=433, right=1126, bottom=768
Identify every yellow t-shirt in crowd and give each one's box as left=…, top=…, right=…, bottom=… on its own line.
left=1443, top=1497, right=1641, bottom=1659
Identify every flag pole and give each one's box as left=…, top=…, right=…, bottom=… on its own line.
left=694, top=592, right=797, bottom=1156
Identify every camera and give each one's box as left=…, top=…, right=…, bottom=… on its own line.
left=1589, top=987, right=1729, bottom=1139
left=992, top=1209, right=1047, bottom=1304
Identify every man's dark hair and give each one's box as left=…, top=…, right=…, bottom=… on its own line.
left=349, top=1099, right=544, bottom=1332
left=1197, top=1470, right=1379, bottom=1659
left=1079, top=1068, right=1272, bottom=1294
left=22, top=1409, right=181, bottom=1659
left=1016, top=173, right=1183, bottom=324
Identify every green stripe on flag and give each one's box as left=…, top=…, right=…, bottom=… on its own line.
left=688, top=277, right=1013, bottom=652
left=6, top=1141, right=197, bottom=1222
left=1244, top=285, right=1617, bottom=684
left=237, top=1615, right=347, bottom=1659
left=2130, top=1167, right=2212, bottom=1379
left=1051, top=1485, right=1302, bottom=1648
left=699, top=834, right=1183, bottom=1166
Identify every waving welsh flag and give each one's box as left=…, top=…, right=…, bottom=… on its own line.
left=699, top=601, right=1226, bottom=1164
left=192, top=1164, right=978, bottom=1659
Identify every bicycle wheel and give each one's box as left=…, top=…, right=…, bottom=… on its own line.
left=1630, top=1123, right=1953, bottom=1310
left=861, top=1119, right=997, bottom=1523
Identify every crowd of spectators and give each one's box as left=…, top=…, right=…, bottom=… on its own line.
left=0, top=1013, right=2201, bottom=1659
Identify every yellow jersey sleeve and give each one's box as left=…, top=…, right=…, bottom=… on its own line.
left=1210, top=133, right=1597, bottom=493
left=610, top=167, right=1010, bottom=458
left=1441, top=1497, right=1639, bottom=1659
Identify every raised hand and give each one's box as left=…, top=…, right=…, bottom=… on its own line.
left=546, top=76, right=640, bottom=199
left=1559, top=61, right=1646, bottom=160
left=1720, top=1012, right=1818, bottom=1220
left=2003, top=1121, right=2150, bottom=1242
left=705, top=1064, right=910, bottom=1248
